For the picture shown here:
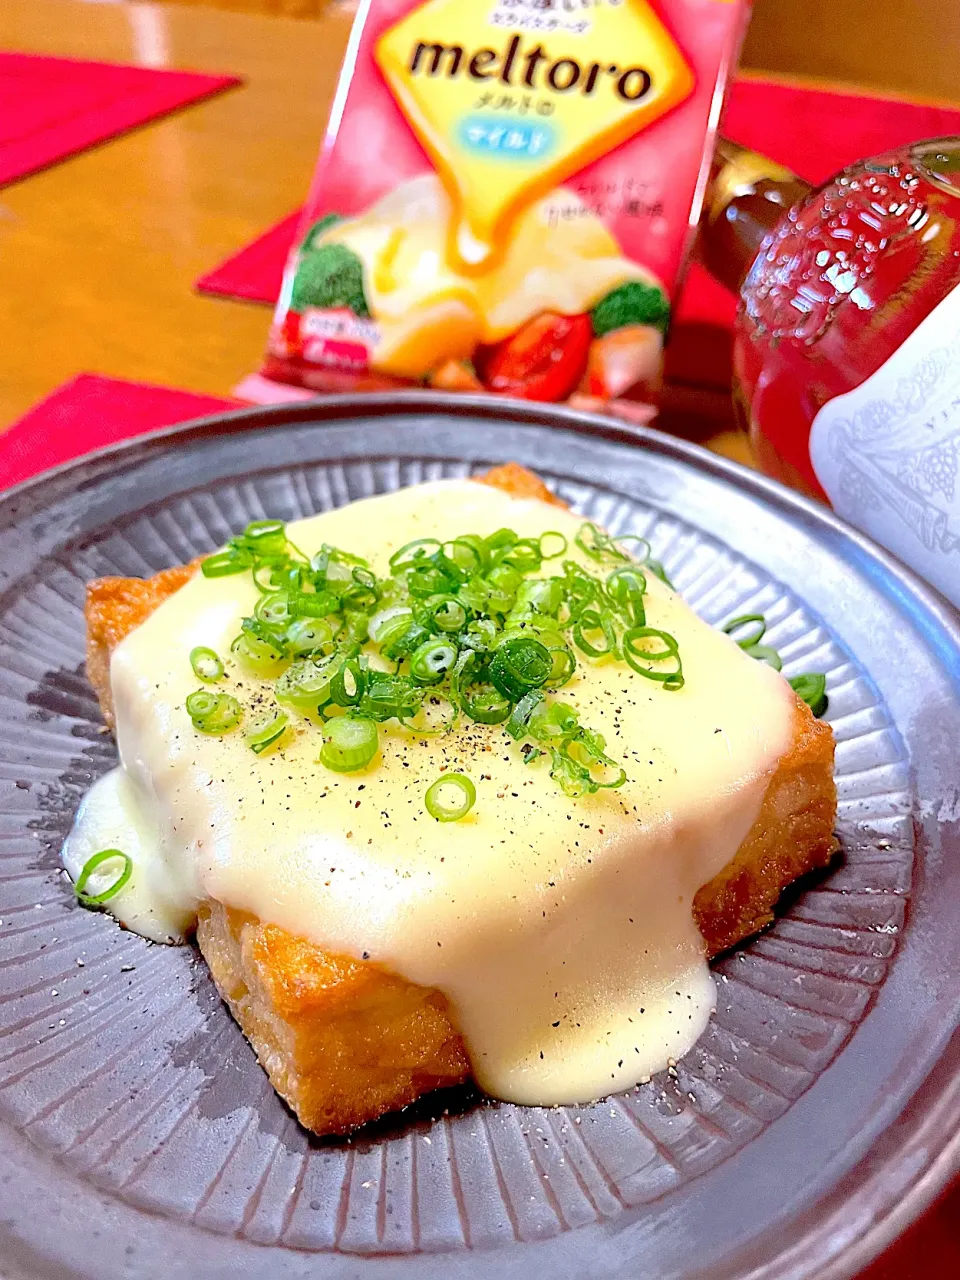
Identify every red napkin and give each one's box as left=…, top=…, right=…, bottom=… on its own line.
left=195, top=75, right=960, bottom=392
left=0, top=375, right=237, bottom=491
left=196, top=209, right=301, bottom=305
left=0, top=53, right=241, bottom=188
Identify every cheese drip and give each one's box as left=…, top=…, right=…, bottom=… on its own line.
left=322, top=175, right=659, bottom=376
left=63, top=480, right=794, bottom=1105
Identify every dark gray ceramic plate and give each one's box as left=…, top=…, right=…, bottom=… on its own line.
left=0, top=393, right=958, bottom=1280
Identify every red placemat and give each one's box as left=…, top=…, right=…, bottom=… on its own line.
left=0, top=53, right=241, bottom=188
left=195, top=75, right=960, bottom=391
left=0, top=375, right=237, bottom=491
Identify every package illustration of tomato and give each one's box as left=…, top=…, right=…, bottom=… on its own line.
left=263, top=0, right=749, bottom=404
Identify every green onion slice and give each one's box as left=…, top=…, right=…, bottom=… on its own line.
left=389, top=538, right=442, bottom=573
left=538, top=531, right=568, bottom=560
left=319, top=714, right=378, bottom=772
left=285, top=617, right=337, bottom=656
left=561, top=731, right=627, bottom=790
left=275, top=657, right=339, bottom=709
left=247, top=708, right=288, bottom=754
left=623, top=627, right=684, bottom=689
left=359, top=671, right=423, bottom=722
left=74, top=848, right=133, bottom=907
left=723, top=613, right=767, bottom=649
left=200, top=550, right=250, bottom=578
left=461, top=618, right=497, bottom=651
left=606, top=566, right=647, bottom=625
left=488, top=636, right=552, bottom=698
left=190, top=646, right=224, bottom=682
left=507, top=689, right=544, bottom=740
left=425, top=772, right=476, bottom=822
left=232, top=631, right=287, bottom=676
left=256, top=591, right=297, bottom=630
left=790, top=672, right=829, bottom=717
left=427, top=595, right=467, bottom=633
left=186, top=689, right=243, bottom=734
left=575, top=522, right=625, bottom=562
left=331, top=657, right=364, bottom=707
left=744, top=643, right=783, bottom=671
left=410, top=639, right=458, bottom=684
left=528, top=699, right=580, bottom=742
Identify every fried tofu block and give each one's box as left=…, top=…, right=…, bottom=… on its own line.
left=196, top=903, right=470, bottom=1135
left=83, top=465, right=836, bottom=1134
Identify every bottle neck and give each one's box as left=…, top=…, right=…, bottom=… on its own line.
left=700, top=138, right=812, bottom=294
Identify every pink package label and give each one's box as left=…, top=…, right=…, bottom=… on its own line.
left=264, top=0, right=749, bottom=405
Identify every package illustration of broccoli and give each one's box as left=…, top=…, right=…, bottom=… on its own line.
left=265, top=0, right=749, bottom=405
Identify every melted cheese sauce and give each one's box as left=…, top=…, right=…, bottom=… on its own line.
left=63, top=480, right=794, bottom=1105
left=323, top=175, right=658, bottom=377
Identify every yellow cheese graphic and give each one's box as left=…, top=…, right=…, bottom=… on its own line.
left=375, top=0, right=694, bottom=272
left=322, top=174, right=660, bottom=376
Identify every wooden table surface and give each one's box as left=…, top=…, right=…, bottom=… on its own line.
left=0, top=0, right=353, bottom=429
left=1, top=1, right=959, bottom=1273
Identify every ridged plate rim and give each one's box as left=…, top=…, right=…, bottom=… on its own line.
left=0, top=391, right=957, bottom=1280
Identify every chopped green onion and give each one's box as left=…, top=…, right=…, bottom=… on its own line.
left=189, top=510, right=693, bottom=800
left=790, top=672, right=829, bottom=717
left=485, top=527, right=518, bottom=553
left=186, top=689, right=242, bottom=734
left=319, top=714, right=378, bottom=772
left=488, top=637, right=552, bottom=698
left=74, top=848, right=133, bottom=907
left=497, top=537, right=542, bottom=573
left=389, top=538, right=442, bottom=573
left=507, top=689, right=544, bottom=740
left=427, top=595, right=467, bottom=633
left=512, top=577, right=563, bottom=617
left=256, top=590, right=297, bottom=629
left=201, top=550, right=250, bottom=578
left=461, top=618, right=498, bottom=651
left=645, top=558, right=674, bottom=589
left=623, top=627, right=684, bottom=689
left=275, top=657, right=339, bottom=709
left=538, top=531, right=568, bottom=560
left=331, top=657, right=364, bottom=707
left=457, top=577, right=489, bottom=612
left=573, top=609, right=619, bottom=660
left=425, top=772, right=476, bottom=822
left=605, top=566, right=647, bottom=625
left=548, top=746, right=594, bottom=799
left=359, top=671, right=423, bottom=722
left=461, top=683, right=512, bottom=724
left=369, top=605, right=413, bottom=644
left=190, top=646, right=224, bottom=683
left=410, top=639, right=458, bottom=684
left=575, top=522, right=630, bottom=564
left=247, top=708, right=288, bottom=754
left=285, top=618, right=337, bottom=656
left=561, top=731, right=627, bottom=790
left=612, top=533, right=652, bottom=563
left=722, top=613, right=767, bottom=649
left=231, top=631, right=287, bottom=676
left=292, top=590, right=340, bottom=618
left=245, top=519, right=285, bottom=543
left=744, top=643, right=783, bottom=671
left=381, top=619, right=431, bottom=661
left=528, top=699, right=580, bottom=742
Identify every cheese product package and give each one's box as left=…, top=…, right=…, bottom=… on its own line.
left=262, top=0, right=750, bottom=405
